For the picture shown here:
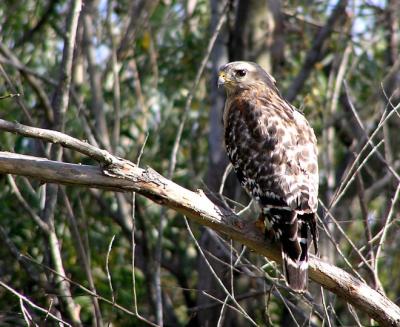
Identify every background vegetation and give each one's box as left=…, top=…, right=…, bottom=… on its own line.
left=0, top=0, right=399, bottom=326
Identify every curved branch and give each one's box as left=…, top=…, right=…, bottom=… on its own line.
left=0, top=121, right=399, bottom=326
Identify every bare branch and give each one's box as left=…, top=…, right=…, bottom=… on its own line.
left=0, top=280, right=71, bottom=326
left=0, top=119, right=114, bottom=164
left=0, top=146, right=399, bottom=325
left=285, top=0, right=348, bottom=102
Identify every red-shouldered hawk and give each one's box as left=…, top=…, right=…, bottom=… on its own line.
left=218, top=61, right=318, bottom=292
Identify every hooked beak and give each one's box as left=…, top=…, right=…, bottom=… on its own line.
left=217, top=72, right=226, bottom=88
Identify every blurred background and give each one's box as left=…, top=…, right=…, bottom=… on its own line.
left=0, top=0, right=399, bottom=326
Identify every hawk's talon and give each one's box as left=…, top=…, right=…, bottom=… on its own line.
left=255, top=214, right=265, bottom=232
left=234, top=220, right=245, bottom=229
left=265, top=228, right=277, bottom=241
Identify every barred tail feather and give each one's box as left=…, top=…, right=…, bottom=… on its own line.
left=281, top=226, right=309, bottom=292
left=303, top=212, right=319, bottom=254
left=267, top=208, right=310, bottom=292
left=282, top=215, right=310, bottom=292
left=282, top=252, right=308, bottom=292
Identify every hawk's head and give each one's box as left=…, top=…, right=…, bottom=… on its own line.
left=218, top=61, right=277, bottom=95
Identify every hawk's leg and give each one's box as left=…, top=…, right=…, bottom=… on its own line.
left=255, top=213, right=277, bottom=241
left=265, top=226, right=277, bottom=241
left=255, top=213, right=265, bottom=231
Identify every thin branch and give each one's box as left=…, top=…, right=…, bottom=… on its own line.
left=332, top=85, right=400, bottom=208
left=374, top=182, right=400, bottom=276
left=106, top=0, right=121, bottom=153
left=6, top=175, right=50, bottom=233
left=184, top=217, right=258, bottom=326
left=317, top=207, right=366, bottom=282
left=61, top=189, right=104, bottom=326
left=355, top=160, right=381, bottom=290
left=0, top=280, right=71, bottom=326
left=0, top=225, right=46, bottom=287
left=0, top=63, right=33, bottom=123
left=0, top=119, right=115, bottom=164
left=321, top=287, right=333, bottom=327
left=0, top=42, right=54, bottom=123
left=0, top=92, right=20, bottom=100
left=131, top=132, right=149, bottom=322
left=22, top=254, right=159, bottom=327
left=168, top=0, right=229, bottom=177
left=82, top=3, right=111, bottom=151
left=106, top=235, right=117, bottom=304
left=320, top=199, right=377, bottom=281
left=51, top=0, right=82, bottom=132
left=285, top=0, right=348, bottom=101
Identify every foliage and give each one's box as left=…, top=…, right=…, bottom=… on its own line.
left=0, top=0, right=399, bottom=326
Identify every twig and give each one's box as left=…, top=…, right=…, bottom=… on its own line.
left=106, top=0, right=121, bottom=153
left=82, top=3, right=111, bottom=151
left=132, top=132, right=148, bottom=319
left=348, top=303, right=363, bottom=327
left=0, top=42, right=54, bottom=123
left=0, top=119, right=115, bottom=164
left=21, top=254, right=159, bottom=327
left=330, top=140, right=385, bottom=209
left=237, top=199, right=253, bottom=216
left=0, top=280, right=72, bottom=326
left=331, top=87, right=400, bottom=209
left=355, top=160, right=381, bottom=290
left=274, top=288, right=301, bottom=327
left=216, top=296, right=229, bottom=327
left=106, top=235, right=117, bottom=304
left=218, top=163, right=232, bottom=195
left=20, top=298, right=38, bottom=327
left=6, top=175, right=50, bottom=233
left=321, top=287, right=333, bottom=327
left=0, top=92, right=20, bottom=99
left=61, top=189, right=104, bottom=326
left=0, top=63, right=33, bottom=123
left=168, top=0, right=229, bottom=177
left=185, top=216, right=263, bottom=326
left=320, top=199, right=376, bottom=279
left=317, top=208, right=366, bottom=282
left=374, top=182, right=400, bottom=276
left=51, top=0, right=81, bottom=132
left=217, top=239, right=238, bottom=326
left=285, top=0, right=348, bottom=101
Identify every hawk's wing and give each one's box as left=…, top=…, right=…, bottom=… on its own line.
left=224, top=93, right=318, bottom=213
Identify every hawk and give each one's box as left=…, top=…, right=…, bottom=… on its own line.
left=218, top=61, right=318, bottom=292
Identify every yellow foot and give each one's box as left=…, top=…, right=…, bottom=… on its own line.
left=265, top=228, right=277, bottom=241
left=234, top=219, right=245, bottom=229
left=255, top=215, right=265, bottom=232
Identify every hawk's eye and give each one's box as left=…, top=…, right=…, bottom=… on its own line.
left=235, top=69, right=247, bottom=78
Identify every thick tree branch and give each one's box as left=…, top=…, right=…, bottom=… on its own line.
left=0, top=121, right=400, bottom=326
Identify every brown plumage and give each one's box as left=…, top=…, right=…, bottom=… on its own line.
left=218, top=61, right=318, bottom=292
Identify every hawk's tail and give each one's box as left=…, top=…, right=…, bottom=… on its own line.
left=268, top=209, right=318, bottom=293
left=281, top=215, right=308, bottom=293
